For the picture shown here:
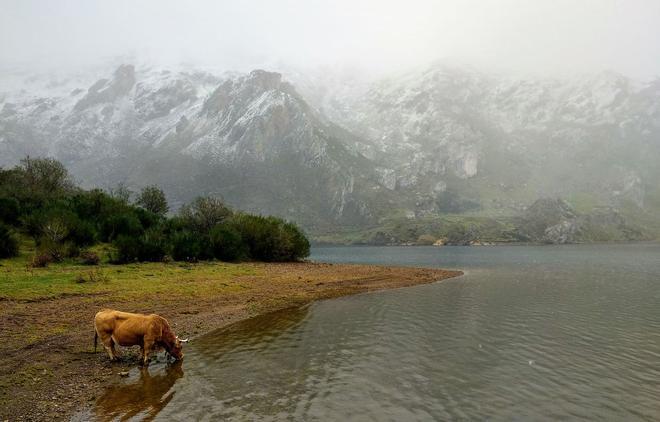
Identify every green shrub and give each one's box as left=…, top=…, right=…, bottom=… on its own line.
left=24, top=207, right=96, bottom=250
left=0, top=223, right=19, bottom=259
left=113, top=235, right=143, bottom=263
left=113, top=228, right=167, bottom=263
left=37, top=238, right=75, bottom=262
left=282, top=221, right=310, bottom=260
left=134, top=207, right=161, bottom=231
left=1, top=157, right=311, bottom=264
left=210, top=223, right=246, bottom=262
left=79, top=250, right=100, bottom=265
left=31, top=252, right=53, bottom=268
left=232, top=214, right=309, bottom=262
left=100, top=212, right=143, bottom=241
left=170, top=230, right=211, bottom=262
left=0, top=197, right=20, bottom=225
left=67, top=218, right=97, bottom=246
left=141, top=227, right=168, bottom=262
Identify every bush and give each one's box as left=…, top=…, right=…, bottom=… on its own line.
left=134, top=207, right=161, bottom=231
left=1, top=158, right=311, bottom=264
left=112, top=228, right=167, bottom=263
left=0, top=197, right=20, bottom=225
left=31, top=253, right=53, bottom=268
left=113, top=235, right=142, bottom=263
left=281, top=221, right=310, bottom=260
left=0, top=223, right=19, bottom=259
left=79, top=250, right=100, bottom=265
left=68, top=218, right=97, bottom=247
left=37, top=238, right=70, bottom=262
left=23, top=207, right=96, bottom=247
left=232, top=214, right=309, bottom=262
left=210, top=223, right=246, bottom=262
left=100, top=212, right=143, bottom=241
left=141, top=227, right=168, bottom=262
left=170, top=231, right=211, bottom=262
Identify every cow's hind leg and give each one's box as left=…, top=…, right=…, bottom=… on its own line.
left=110, top=336, right=121, bottom=359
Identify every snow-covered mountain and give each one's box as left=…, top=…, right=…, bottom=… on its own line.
left=1, top=62, right=659, bottom=236
left=297, top=64, right=660, bottom=217
left=0, top=65, right=394, bottom=230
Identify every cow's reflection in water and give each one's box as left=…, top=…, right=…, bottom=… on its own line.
left=94, top=360, right=183, bottom=421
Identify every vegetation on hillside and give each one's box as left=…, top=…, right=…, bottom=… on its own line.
left=0, top=157, right=309, bottom=263
left=313, top=198, right=647, bottom=246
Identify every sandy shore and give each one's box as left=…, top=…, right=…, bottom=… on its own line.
left=0, top=261, right=461, bottom=420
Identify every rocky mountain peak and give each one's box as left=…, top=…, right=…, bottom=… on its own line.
left=247, top=70, right=283, bottom=91
left=73, top=64, right=135, bottom=111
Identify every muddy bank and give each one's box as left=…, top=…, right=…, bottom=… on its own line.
left=0, top=261, right=461, bottom=420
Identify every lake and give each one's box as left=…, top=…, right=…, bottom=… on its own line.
left=89, top=244, right=660, bottom=420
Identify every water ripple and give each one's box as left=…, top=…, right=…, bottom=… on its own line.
left=89, top=244, right=660, bottom=421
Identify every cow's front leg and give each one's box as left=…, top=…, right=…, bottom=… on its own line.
left=142, top=338, right=155, bottom=366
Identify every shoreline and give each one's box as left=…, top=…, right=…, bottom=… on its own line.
left=0, top=261, right=461, bottom=421
left=312, top=240, right=660, bottom=247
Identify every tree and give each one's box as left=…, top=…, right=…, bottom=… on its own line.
left=109, top=182, right=132, bottom=204
left=136, top=185, right=168, bottom=216
left=179, top=196, right=232, bottom=233
left=20, top=156, right=75, bottom=198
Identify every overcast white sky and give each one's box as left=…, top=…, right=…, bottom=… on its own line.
left=2, top=0, right=660, bottom=78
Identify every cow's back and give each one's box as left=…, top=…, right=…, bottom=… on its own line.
left=95, top=310, right=158, bottom=346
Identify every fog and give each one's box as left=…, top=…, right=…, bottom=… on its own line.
left=2, top=0, right=660, bottom=78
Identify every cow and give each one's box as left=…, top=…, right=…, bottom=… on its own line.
left=94, top=309, right=188, bottom=366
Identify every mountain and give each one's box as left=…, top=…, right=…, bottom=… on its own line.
left=0, top=65, right=397, bottom=231
left=1, top=62, right=660, bottom=240
left=299, top=64, right=660, bottom=216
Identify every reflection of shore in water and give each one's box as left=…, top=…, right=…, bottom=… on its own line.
left=94, top=360, right=184, bottom=421
left=194, top=304, right=311, bottom=359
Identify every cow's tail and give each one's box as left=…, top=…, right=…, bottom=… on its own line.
left=94, top=329, right=98, bottom=353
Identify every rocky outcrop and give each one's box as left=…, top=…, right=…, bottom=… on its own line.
left=74, top=64, right=136, bottom=111
left=515, top=198, right=644, bottom=244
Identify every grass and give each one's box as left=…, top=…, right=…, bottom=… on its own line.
left=0, top=239, right=259, bottom=302
left=0, top=261, right=258, bottom=302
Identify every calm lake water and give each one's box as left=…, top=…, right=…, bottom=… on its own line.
left=88, top=244, right=660, bottom=421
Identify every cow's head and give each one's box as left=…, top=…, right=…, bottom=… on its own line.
left=161, top=322, right=189, bottom=360
left=167, top=336, right=188, bottom=360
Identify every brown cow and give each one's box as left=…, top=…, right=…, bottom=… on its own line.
left=94, top=309, right=188, bottom=365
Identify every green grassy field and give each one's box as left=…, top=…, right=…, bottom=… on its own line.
left=0, top=239, right=258, bottom=302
